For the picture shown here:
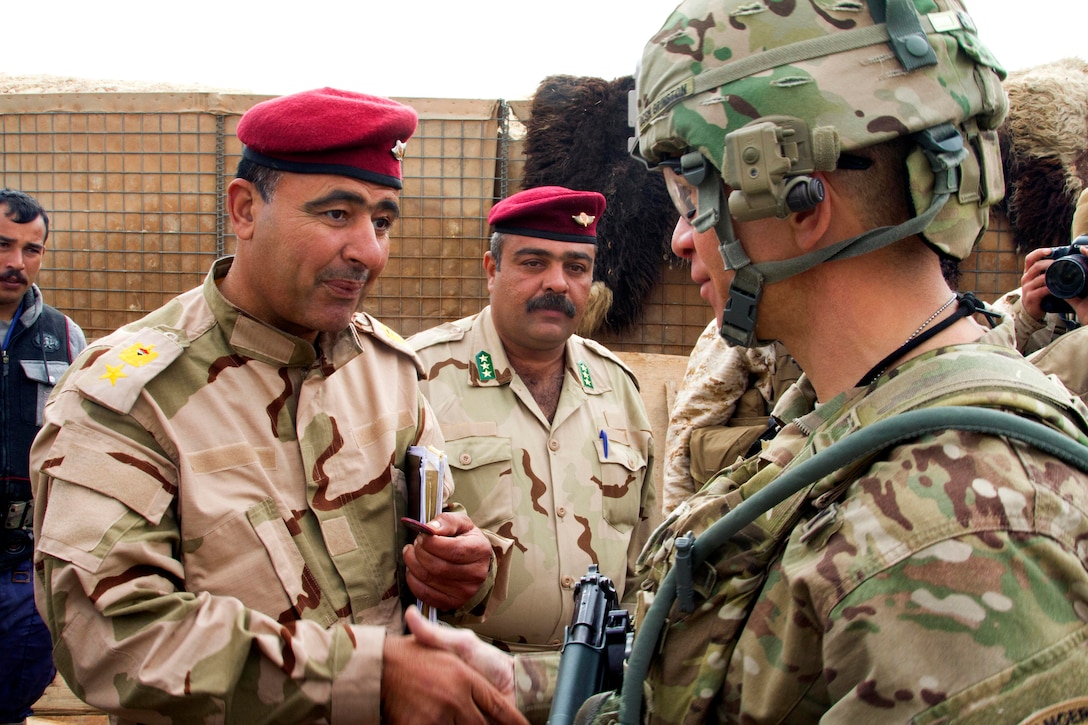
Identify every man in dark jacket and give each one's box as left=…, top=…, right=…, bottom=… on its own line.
left=0, top=188, right=85, bottom=723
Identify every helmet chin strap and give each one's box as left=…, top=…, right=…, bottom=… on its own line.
left=718, top=192, right=951, bottom=347
left=709, top=124, right=967, bottom=348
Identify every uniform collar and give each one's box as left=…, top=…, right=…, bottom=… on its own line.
left=203, top=256, right=361, bottom=368
left=466, top=306, right=602, bottom=394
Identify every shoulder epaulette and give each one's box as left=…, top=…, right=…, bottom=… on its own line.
left=406, top=318, right=472, bottom=351
left=354, top=313, right=426, bottom=378
left=578, top=336, right=638, bottom=387
left=75, top=327, right=188, bottom=414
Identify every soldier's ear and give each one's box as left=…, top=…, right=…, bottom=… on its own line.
left=227, top=179, right=258, bottom=241
left=788, top=171, right=835, bottom=253
left=483, top=251, right=498, bottom=283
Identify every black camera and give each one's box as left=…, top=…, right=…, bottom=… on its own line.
left=1041, top=236, right=1088, bottom=314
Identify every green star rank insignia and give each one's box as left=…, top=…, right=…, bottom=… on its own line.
left=475, top=350, right=496, bottom=381
left=577, top=360, right=594, bottom=389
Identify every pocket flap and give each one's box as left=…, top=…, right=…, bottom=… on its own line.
left=595, top=432, right=647, bottom=472
left=445, top=435, right=512, bottom=471
left=20, top=359, right=70, bottom=385
left=38, top=422, right=176, bottom=525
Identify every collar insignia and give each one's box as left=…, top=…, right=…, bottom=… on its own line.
left=475, top=350, right=496, bottom=381
left=577, top=360, right=594, bottom=389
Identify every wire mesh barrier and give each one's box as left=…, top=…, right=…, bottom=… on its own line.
left=1, top=92, right=1025, bottom=354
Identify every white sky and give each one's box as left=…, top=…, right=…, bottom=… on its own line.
left=7, top=1, right=1082, bottom=100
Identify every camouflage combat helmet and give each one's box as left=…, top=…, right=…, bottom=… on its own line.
left=632, top=0, right=1009, bottom=346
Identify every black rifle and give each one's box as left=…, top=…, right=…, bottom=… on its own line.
left=548, top=564, right=632, bottom=725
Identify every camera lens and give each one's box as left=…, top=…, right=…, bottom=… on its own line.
left=1045, top=255, right=1088, bottom=299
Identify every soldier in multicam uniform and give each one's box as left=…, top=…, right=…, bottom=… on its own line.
left=406, top=1, right=1088, bottom=722
left=408, top=187, right=655, bottom=660
left=30, top=88, right=526, bottom=725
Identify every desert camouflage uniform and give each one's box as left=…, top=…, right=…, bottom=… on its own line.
left=661, top=321, right=800, bottom=515
left=409, top=306, right=655, bottom=651
left=516, top=344, right=1088, bottom=723
left=990, top=288, right=1079, bottom=355
left=990, top=291, right=1087, bottom=404
left=31, top=257, right=492, bottom=724
left=1026, top=325, right=1088, bottom=404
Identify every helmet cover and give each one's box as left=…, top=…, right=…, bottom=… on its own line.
left=635, top=0, right=1009, bottom=258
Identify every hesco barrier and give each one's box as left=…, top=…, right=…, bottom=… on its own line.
left=0, top=92, right=1024, bottom=354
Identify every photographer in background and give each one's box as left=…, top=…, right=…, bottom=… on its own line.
left=997, top=188, right=1088, bottom=350
left=994, top=187, right=1088, bottom=401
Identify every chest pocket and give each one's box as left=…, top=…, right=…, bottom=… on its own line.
left=444, top=435, right=514, bottom=531
left=596, top=431, right=647, bottom=532
left=20, top=360, right=70, bottom=426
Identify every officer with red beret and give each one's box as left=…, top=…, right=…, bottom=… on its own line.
left=409, top=186, right=655, bottom=676
left=31, top=88, right=525, bottom=724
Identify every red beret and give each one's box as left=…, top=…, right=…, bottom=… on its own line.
left=237, top=88, right=418, bottom=190
left=488, top=186, right=606, bottom=243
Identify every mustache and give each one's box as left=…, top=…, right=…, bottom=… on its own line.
left=0, top=271, right=27, bottom=285
left=315, top=268, right=370, bottom=285
left=526, top=292, right=576, bottom=318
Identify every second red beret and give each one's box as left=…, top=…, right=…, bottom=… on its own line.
left=488, top=186, right=606, bottom=243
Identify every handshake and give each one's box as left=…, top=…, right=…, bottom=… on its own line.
left=402, top=565, right=630, bottom=725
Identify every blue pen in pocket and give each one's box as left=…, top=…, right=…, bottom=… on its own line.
left=599, top=429, right=609, bottom=458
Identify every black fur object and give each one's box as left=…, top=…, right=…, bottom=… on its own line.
left=521, top=74, right=678, bottom=333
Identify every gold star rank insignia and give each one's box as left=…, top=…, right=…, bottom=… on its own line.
left=572, top=212, right=596, bottom=228
left=475, top=351, right=495, bottom=381
left=119, top=342, right=158, bottom=367
left=391, top=140, right=407, bottom=161
left=100, top=364, right=128, bottom=386
left=577, top=360, right=594, bottom=389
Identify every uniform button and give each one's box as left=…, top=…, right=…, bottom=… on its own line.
left=459, top=452, right=472, bottom=465
left=549, top=439, right=560, bottom=451
left=562, top=576, right=575, bottom=589
left=556, top=506, right=566, bottom=518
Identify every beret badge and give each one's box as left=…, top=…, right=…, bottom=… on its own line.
left=572, top=212, right=596, bottom=228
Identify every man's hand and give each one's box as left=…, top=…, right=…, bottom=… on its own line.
left=382, top=627, right=526, bottom=725
left=405, top=605, right=517, bottom=701
left=1020, top=247, right=1056, bottom=320
left=1020, top=246, right=1088, bottom=321
left=404, top=511, right=492, bottom=611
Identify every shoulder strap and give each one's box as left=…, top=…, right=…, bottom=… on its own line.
left=619, top=405, right=1088, bottom=724
left=75, top=328, right=185, bottom=415
left=354, top=312, right=426, bottom=379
